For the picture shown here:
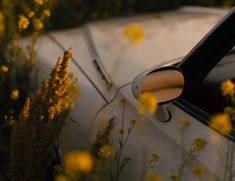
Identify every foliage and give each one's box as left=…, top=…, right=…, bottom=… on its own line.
left=0, top=0, right=54, bottom=120
left=169, top=119, right=207, bottom=181
left=211, top=80, right=235, bottom=181
left=9, top=48, right=78, bottom=181
left=0, top=0, right=55, bottom=179
left=49, top=0, right=179, bottom=30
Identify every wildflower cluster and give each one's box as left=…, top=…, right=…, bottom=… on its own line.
left=0, top=1, right=55, bottom=179
left=138, top=92, right=158, bottom=116
left=9, top=48, right=78, bottom=181
left=0, top=0, right=55, bottom=120
left=210, top=113, right=232, bottom=135
left=169, top=138, right=207, bottom=181
left=210, top=80, right=235, bottom=181
left=213, top=80, right=235, bottom=128
left=114, top=99, right=136, bottom=181
left=91, top=117, right=115, bottom=158
left=143, top=153, right=160, bottom=180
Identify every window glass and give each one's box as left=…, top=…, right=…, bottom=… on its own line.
left=182, top=49, right=235, bottom=116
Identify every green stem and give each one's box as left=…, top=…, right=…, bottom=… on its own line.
left=115, top=103, right=125, bottom=181
left=173, top=148, right=197, bottom=181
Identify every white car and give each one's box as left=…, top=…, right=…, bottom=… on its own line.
left=35, top=7, right=233, bottom=181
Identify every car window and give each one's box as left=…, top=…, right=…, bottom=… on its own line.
left=182, top=48, right=235, bottom=116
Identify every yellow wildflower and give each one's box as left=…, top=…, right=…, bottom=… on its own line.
left=34, top=18, right=44, bottom=30
left=138, top=92, right=158, bottom=115
left=35, top=0, right=44, bottom=5
left=43, top=10, right=51, bottom=17
left=210, top=113, right=232, bottom=134
left=179, top=118, right=190, bottom=130
left=145, top=173, right=162, bottom=181
left=168, top=173, right=179, bottom=181
left=64, top=151, right=93, bottom=173
left=123, top=23, right=144, bottom=44
left=68, top=85, right=80, bottom=100
left=18, top=15, right=29, bottom=30
left=20, top=97, right=31, bottom=120
left=11, top=89, right=19, bottom=100
left=221, top=80, right=234, bottom=96
left=192, top=138, right=206, bottom=151
left=192, top=166, right=206, bottom=176
left=1, top=65, right=8, bottom=73
left=98, top=144, right=113, bottom=158
left=55, top=176, right=67, bottom=181
left=28, top=11, right=35, bottom=18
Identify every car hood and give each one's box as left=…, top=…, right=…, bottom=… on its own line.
left=45, top=7, right=225, bottom=90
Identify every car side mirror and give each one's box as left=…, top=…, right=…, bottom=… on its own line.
left=132, top=66, right=185, bottom=105
left=132, top=66, right=184, bottom=122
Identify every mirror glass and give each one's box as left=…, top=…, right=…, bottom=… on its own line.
left=140, top=68, right=184, bottom=104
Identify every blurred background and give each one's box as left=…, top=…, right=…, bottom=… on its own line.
left=49, top=0, right=234, bottom=30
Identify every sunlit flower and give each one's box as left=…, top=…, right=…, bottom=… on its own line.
left=20, top=97, right=31, bottom=120
left=98, top=144, right=113, bottom=158
left=68, top=85, right=80, bottom=100
left=210, top=113, right=232, bottom=134
left=35, top=0, right=44, bottom=5
left=11, top=89, right=19, bottom=100
left=138, top=92, right=158, bottom=115
left=123, top=23, right=144, bottom=44
left=55, top=176, right=67, bottom=181
left=64, top=151, right=93, bottom=173
left=145, top=173, right=162, bottom=181
left=192, top=166, right=206, bottom=176
left=192, top=138, right=206, bottom=151
left=34, top=18, right=44, bottom=30
left=1, top=65, right=8, bottom=73
left=28, top=11, right=35, bottom=18
left=43, top=10, right=51, bottom=17
left=18, top=15, right=29, bottom=30
left=221, top=80, right=234, bottom=96
left=168, top=172, right=179, bottom=181
left=9, top=49, right=78, bottom=180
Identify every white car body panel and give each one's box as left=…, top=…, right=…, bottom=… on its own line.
left=34, top=7, right=230, bottom=180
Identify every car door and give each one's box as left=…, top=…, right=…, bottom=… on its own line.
left=118, top=7, right=235, bottom=180
left=177, top=6, right=235, bottom=139
left=160, top=6, right=235, bottom=180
